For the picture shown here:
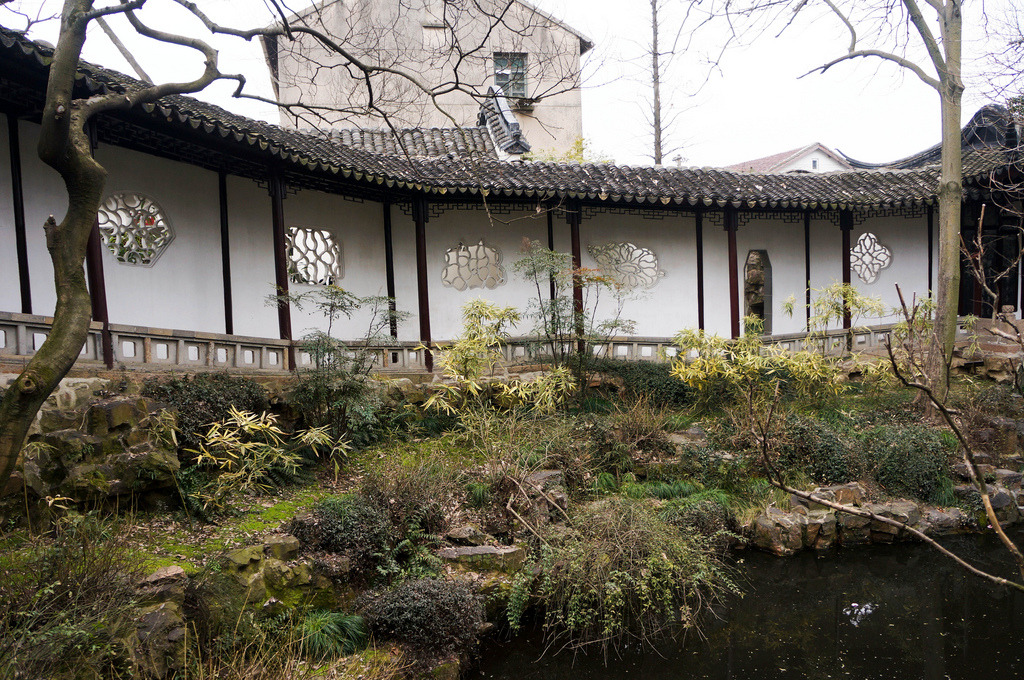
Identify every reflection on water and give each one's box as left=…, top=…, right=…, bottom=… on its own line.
left=472, top=533, right=1024, bottom=680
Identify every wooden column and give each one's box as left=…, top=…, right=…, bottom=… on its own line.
left=7, top=114, right=30, bottom=314
left=269, top=172, right=294, bottom=370
left=724, top=206, right=740, bottom=339
left=695, top=207, right=705, bottom=331
left=804, top=211, right=812, bottom=330
left=546, top=208, right=556, bottom=301
left=84, top=123, right=113, bottom=368
left=383, top=197, right=398, bottom=339
left=218, top=172, right=234, bottom=335
left=840, top=210, right=853, bottom=330
left=927, top=203, right=935, bottom=295
left=568, top=202, right=584, bottom=354
left=413, top=197, right=433, bottom=372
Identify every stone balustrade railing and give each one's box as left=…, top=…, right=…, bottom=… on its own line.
left=0, top=310, right=974, bottom=375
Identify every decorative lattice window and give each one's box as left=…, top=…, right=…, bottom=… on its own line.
left=96, top=193, right=174, bottom=266
left=850, top=232, right=892, bottom=284
left=588, top=242, right=665, bottom=289
left=441, top=239, right=505, bottom=290
left=287, top=227, right=343, bottom=285
left=494, top=52, right=527, bottom=99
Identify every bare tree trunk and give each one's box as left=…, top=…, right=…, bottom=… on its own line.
left=931, top=1, right=964, bottom=402
left=0, top=0, right=104, bottom=494
left=651, top=0, right=662, bottom=165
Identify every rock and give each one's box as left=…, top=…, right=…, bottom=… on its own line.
left=953, top=462, right=996, bottom=481
left=446, top=525, right=491, bottom=546
left=990, top=417, right=1019, bottom=458
left=838, top=512, right=871, bottom=545
left=921, top=507, right=967, bottom=535
left=862, top=501, right=920, bottom=543
left=805, top=511, right=837, bottom=550
left=525, top=469, right=563, bottom=490
left=818, top=482, right=866, bottom=506
left=264, top=534, right=301, bottom=561
left=135, top=602, right=186, bottom=678
left=139, top=565, right=187, bottom=606
left=225, top=545, right=263, bottom=572
left=995, top=469, right=1022, bottom=491
left=438, top=545, right=526, bottom=572
left=86, top=397, right=148, bottom=437
left=431, top=658, right=461, bottom=680
left=751, top=508, right=804, bottom=556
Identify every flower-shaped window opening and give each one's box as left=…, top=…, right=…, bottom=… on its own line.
left=850, top=232, right=893, bottom=284
left=287, top=227, right=343, bottom=286
left=441, top=240, right=506, bottom=290
left=588, top=242, right=665, bottom=289
left=96, top=193, right=174, bottom=266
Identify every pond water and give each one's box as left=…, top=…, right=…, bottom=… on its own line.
left=472, top=533, right=1024, bottom=680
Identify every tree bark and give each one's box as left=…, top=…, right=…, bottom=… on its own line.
left=0, top=0, right=102, bottom=494
left=651, top=0, right=662, bottom=165
left=931, top=0, right=964, bottom=402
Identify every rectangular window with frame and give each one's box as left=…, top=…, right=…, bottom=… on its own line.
left=494, top=52, right=527, bottom=99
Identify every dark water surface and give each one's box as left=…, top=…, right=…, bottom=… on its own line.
left=471, top=533, right=1024, bottom=680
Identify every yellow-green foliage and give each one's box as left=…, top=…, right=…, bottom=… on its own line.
left=425, top=300, right=576, bottom=415
left=671, top=317, right=844, bottom=410
left=187, top=408, right=347, bottom=513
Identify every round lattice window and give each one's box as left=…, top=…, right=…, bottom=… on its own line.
left=96, top=192, right=174, bottom=266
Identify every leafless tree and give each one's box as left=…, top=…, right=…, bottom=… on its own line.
left=0, top=0, right=588, bottom=495
left=687, top=0, right=968, bottom=400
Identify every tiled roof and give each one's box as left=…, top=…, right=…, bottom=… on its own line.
left=319, top=126, right=497, bottom=158
left=0, top=27, right=1016, bottom=211
left=477, top=87, right=531, bottom=155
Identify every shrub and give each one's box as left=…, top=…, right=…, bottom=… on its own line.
left=141, top=373, right=268, bottom=455
left=360, top=459, right=456, bottom=537
left=778, top=414, right=862, bottom=485
left=524, top=497, right=738, bottom=652
left=863, top=424, right=955, bottom=502
left=361, top=578, right=482, bottom=656
left=0, top=515, right=144, bottom=678
left=589, top=358, right=691, bottom=406
left=293, top=495, right=393, bottom=573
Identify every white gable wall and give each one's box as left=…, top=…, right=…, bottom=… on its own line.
left=0, top=119, right=18, bottom=315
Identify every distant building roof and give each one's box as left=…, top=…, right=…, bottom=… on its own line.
left=725, top=142, right=852, bottom=173
left=321, top=126, right=497, bottom=158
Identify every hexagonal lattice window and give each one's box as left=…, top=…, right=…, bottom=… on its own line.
left=97, top=192, right=174, bottom=266
left=441, top=239, right=505, bottom=290
left=287, top=227, right=343, bottom=285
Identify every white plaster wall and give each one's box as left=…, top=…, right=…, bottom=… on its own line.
left=808, top=216, right=845, bottom=331
left=225, top=176, right=277, bottom=338
left=701, top=221, right=733, bottom=338
left=0, top=116, right=18, bottom=315
left=779, top=149, right=848, bottom=173
left=735, top=217, right=808, bottom=336
left=422, top=204, right=550, bottom=340
left=18, top=122, right=64, bottom=317
left=389, top=205, right=421, bottom=343
left=852, top=213, right=931, bottom=324
left=96, top=144, right=225, bottom=335
left=578, top=210, right=698, bottom=338
left=283, top=191, right=393, bottom=341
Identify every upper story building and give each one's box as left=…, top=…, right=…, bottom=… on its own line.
left=263, top=0, right=592, bottom=155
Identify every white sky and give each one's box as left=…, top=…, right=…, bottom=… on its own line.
left=7, top=0, right=1017, bottom=167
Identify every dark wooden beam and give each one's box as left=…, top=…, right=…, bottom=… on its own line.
left=546, top=207, right=556, bottom=301
left=568, top=201, right=585, bottom=354
left=218, top=172, right=234, bottom=336
left=804, top=211, right=811, bottom=331
left=85, top=224, right=113, bottom=368
left=927, top=203, right=934, bottom=296
left=7, top=114, right=30, bottom=314
left=695, top=207, right=705, bottom=330
left=269, top=172, right=295, bottom=370
left=840, top=210, right=853, bottom=330
left=725, top=207, right=740, bottom=339
left=413, top=197, right=433, bottom=372
left=383, top=197, right=398, bottom=339
left=84, top=122, right=113, bottom=368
